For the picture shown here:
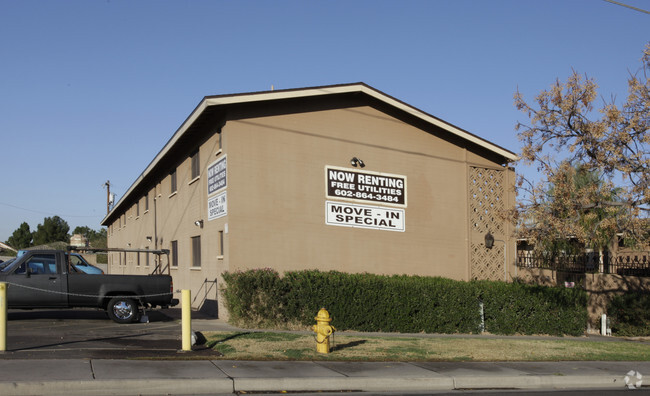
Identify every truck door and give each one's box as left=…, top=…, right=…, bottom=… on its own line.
left=5, top=252, right=67, bottom=307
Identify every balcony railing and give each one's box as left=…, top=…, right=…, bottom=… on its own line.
left=517, top=251, right=650, bottom=277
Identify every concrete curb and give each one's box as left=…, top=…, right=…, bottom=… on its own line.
left=0, top=378, right=234, bottom=396
left=452, top=374, right=623, bottom=390
left=233, top=376, right=456, bottom=393
left=0, top=375, right=629, bottom=396
left=233, top=375, right=627, bottom=393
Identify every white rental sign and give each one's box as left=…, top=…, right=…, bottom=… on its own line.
left=208, top=191, right=227, bottom=221
left=207, top=155, right=227, bottom=195
left=326, top=201, right=405, bottom=232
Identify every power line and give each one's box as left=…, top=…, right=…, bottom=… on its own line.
left=0, top=202, right=99, bottom=218
left=604, top=0, right=650, bottom=15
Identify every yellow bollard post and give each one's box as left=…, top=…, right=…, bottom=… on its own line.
left=0, top=282, right=7, bottom=352
left=181, top=289, right=192, bottom=351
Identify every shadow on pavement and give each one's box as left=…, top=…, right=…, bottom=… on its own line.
left=8, top=309, right=111, bottom=321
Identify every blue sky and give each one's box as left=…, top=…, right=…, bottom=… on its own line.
left=0, top=0, right=648, bottom=242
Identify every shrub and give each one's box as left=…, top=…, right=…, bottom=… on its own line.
left=221, top=268, right=287, bottom=327
left=221, top=269, right=587, bottom=336
left=608, top=292, right=650, bottom=336
left=477, top=280, right=587, bottom=336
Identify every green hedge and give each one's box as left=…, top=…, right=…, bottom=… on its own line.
left=222, top=270, right=588, bottom=336
left=608, top=292, right=650, bottom=336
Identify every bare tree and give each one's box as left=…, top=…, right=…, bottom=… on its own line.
left=513, top=43, right=650, bottom=248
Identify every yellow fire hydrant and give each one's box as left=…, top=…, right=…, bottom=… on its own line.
left=312, top=308, right=336, bottom=354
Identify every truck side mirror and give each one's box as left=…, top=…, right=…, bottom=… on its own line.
left=26, top=268, right=33, bottom=278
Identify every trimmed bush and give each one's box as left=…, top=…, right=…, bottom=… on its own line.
left=221, top=268, right=286, bottom=327
left=608, top=292, right=650, bottom=336
left=477, top=280, right=587, bottom=336
left=222, top=269, right=587, bottom=336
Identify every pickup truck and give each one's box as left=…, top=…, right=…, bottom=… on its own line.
left=0, top=250, right=177, bottom=323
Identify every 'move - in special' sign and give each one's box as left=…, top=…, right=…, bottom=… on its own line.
left=326, top=201, right=405, bottom=232
left=207, top=156, right=227, bottom=195
left=208, top=190, right=227, bottom=221
left=326, top=166, right=406, bottom=206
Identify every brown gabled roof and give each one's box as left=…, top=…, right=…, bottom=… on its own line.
left=102, top=83, right=517, bottom=225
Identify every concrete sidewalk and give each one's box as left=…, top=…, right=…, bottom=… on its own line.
left=0, top=359, right=648, bottom=395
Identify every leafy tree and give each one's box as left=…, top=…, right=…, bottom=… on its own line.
left=72, top=226, right=107, bottom=263
left=72, top=226, right=94, bottom=239
left=32, top=216, right=70, bottom=246
left=520, top=163, right=627, bottom=253
left=90, top=228, right=107, bottom=249
left=91, top=228, right=108, bottom=264
left=72, top=226, right=106, bottom=244
left=6, top=222, right=32, bottom=249
left=87, top=227, right=107, bottom=249
left=513, top=43, right=650, bottom=247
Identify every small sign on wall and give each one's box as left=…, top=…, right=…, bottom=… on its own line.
left=208, top=191, right=227, bottom=221
left=207, top=155, right=227, bottom=195
left=326, top=201, right=405, bottom=232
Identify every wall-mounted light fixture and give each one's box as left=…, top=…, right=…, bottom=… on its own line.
left=484, top=231, right=510, bottom=281
left=194, top=220, right=204, bottom=228
left=350, top=157, right=365, bottom=168
left=146, top=236, right=153, bottom=242
left=484, top=232, right=495, bottom=249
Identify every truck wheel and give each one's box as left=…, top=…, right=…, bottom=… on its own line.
left=107, top=297, right=139, bottom=324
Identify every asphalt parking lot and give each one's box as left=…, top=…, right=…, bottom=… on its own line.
left=2, top=308, right=222, bottom=359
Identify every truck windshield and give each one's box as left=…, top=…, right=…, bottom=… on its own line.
left=0, top=258, right=17, bottom=272
left=0, top=258, right=14, bottom=269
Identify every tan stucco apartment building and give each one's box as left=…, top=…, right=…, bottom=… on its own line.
left=101, top=83, right=518, bottom=317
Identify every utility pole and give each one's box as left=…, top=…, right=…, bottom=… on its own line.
left=104, top=180, right=111, bottom=214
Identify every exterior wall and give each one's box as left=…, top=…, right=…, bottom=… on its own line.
left=226, top=106, right=510, bottom=281
left=107, top=130, right=226, bottom=316
left=106, top=101, right=516, bottom=318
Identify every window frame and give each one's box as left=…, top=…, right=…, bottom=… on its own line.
left=170, top=169, right=177, bottom=195
left=218, top=230, right=224, bottom=258
left=171, top=240, right=178, bottom=268
left=191, top=150, right=200, bottom=180
left=191, top=236, right=201, bottom=268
